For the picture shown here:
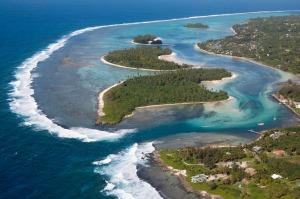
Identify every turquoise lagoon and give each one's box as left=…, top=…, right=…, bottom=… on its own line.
left=10, top=11, right=300, bottom=198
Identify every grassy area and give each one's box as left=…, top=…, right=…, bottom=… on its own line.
left=158, top=127, right=300, bottom=198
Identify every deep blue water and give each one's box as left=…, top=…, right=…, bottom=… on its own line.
left=1, top=1, right=300, bottom=198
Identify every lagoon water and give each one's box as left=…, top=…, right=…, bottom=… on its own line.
left=2, top=1, right=300, bottom=198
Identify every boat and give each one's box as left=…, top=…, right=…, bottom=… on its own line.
left=258, top=122, right=264, bottom=126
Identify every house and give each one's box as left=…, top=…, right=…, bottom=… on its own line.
left=226, top=161, right=234, bottom=168
left=252, top=146, right=262, bottom=152
left=273, top=150, right=285, bottom=155
left=191, top=174, right=208, bottom=183
left=271, top=174, right=283, bottom=180
left=269, top=131, right=283, bottom=140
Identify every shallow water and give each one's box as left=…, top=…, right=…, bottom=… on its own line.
left=6, top=8, right=300, bottom=199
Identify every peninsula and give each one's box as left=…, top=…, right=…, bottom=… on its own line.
left=157, top=126, right=300, bottom=199
left=197, top=15, right=300, bottom=74
left=184, top=22, right=209, bottom=29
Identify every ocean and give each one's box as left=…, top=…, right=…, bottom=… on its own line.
left=1, top=1, right=300, bottom=198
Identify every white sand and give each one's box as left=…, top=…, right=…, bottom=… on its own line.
left=101, top=55, right=164, bottom=71
left=97, top=81, right=124, bottom=117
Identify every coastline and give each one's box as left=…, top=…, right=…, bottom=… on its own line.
left=130, top=40, right=173, bottom=46
left=97, top=81, right=125, bottom=117
left=231, top=27, right=237, bottom=35
left=152, top=150, right=223, bottom=199
left=101, top=55, right=166, bottom=72
left=202, top=73, right=237, bottom=86
left=272, top=94, right=300, bottom=116
left=194, top=44, right=286, bottom=73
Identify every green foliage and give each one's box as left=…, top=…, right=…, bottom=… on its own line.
left=267, top=158, right=300, bottom=181
left=105, top=46, right=188, bottom=70
left=248, top=127, right=300, bottom=155
left=133, top=34, right=158, bottom=44
left=278, top=81, right=300, bottom=101
left=266, top=182, right=289, bottom=198
left=159, top=127, right=300, bottom=199
left=198, top=14, right=300, bottom=74
left=100, top=69, right=230, bottom=124
left=178, top=146, right=246, bottom=168
left=184, top=23, right=209, bottom=29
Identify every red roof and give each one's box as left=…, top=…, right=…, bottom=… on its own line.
left=273, top=150, right=285, bottom=154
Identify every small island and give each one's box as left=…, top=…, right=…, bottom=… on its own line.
left=103, top=47, right=190, bottom=70
left=133, top=34, right=163, bottom=44
left=197, top=14, right=300, bottom=74
left=98, top=69, right=231, bottom=124
left=156, top=126, right=300, bottom=199
left=184, top=22, right=209, bottom=29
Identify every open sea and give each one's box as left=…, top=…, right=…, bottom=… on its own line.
left=1, top=1, right=300, bottom=198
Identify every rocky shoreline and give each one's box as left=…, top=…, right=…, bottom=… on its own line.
left=152, top=151, right=223, bottom=199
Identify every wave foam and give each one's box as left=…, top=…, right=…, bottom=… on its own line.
left=94, top=142, right=162, bottom=199
left=9, top=10, right=299, bottom=141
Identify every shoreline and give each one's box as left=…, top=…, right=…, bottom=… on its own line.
left=101, top=55, right=166, bottom=72
left=194, top=44, right=300, bottom=80
left=272, top=94, right=300, bottom=116
left=152, top=150, right=223, bottom=199
left=130, top=40, right=173, bottom=46
left=97, top=81, right=125, bottom=118
left=202, top=73, right=237, bottom=86
left=195, top=44, right=285, bottom=73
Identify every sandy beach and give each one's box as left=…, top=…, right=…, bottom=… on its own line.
left=231, top=27, right=237, bottom=35
left=97, top=81, right=124, bottom=117
left=194, top=44, right=292, bottom=74
left=130, top=40, right=173, bottom=46
left=202, top=72, right=237, bottom=85
left=101, top=55, right=165, bottom=72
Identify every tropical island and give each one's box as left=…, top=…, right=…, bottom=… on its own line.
left=102, top=46, right=190, bottom=70
left=98, top=68, right=231, bottom=124
left=133, top=34, right=163, bottom=44
left=184, top=22, right=209, bottom=29
left=156, top=126, right=300, bottom=199
left=197, top=14, right=300, bottom=74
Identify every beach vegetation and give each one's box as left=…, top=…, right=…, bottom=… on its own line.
left=133, top=34, right=162, bottom=44
left=159, top=126, right=300, bottom=199
left=100, top=68, right=230, bottom=124
left=198, top=14, right=300, bottom=74
left=104, top=46, right=189, bottom=70
left=184, top=23, right=209, bottom=29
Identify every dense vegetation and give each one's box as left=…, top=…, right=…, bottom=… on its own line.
left=100, top=69, right=230, bottom=124
left=133, top=34, right=162, bottom=44
left=160, top=126, right=300, bottom=199
left=184, top=23, right=209, bottom=29
left=104, top=46, right=190, bottom=70
left=198, top=15, right=300, bottom=74
left=278, top=80, right=300, bottom=102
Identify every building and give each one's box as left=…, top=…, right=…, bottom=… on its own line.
left=252, top=146, right=262, bottom=152
left=226, top=161, right=234, bottom=168
left=269, top=131, right=283, bottom=140
left=191, top=174, right=208, bottom=183
left=273, top=150, right=285, bottom=155
left=271, top=174, right=283, bottom=180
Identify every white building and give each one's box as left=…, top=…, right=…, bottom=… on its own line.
left=191, top=174, right=208, bottom=183
left=271, top=174, right=283, bottom=180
